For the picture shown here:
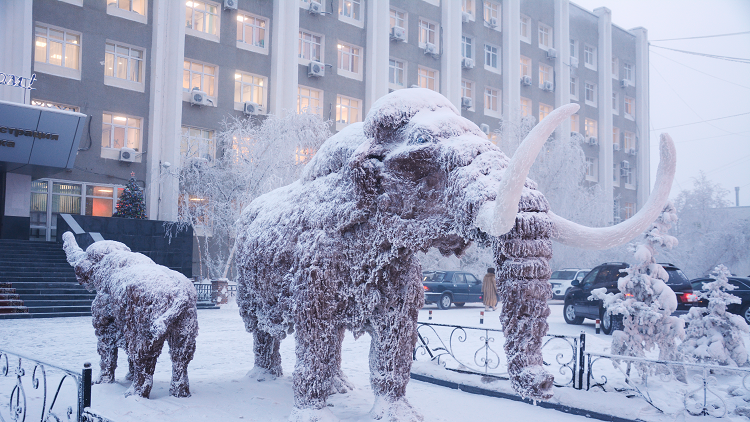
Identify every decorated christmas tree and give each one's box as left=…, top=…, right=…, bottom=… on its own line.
left=113, top=173, right=147, bottom=219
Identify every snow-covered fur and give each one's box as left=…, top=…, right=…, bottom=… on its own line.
left=235, top=89, right=568, bottom=419
left=62, top=232, right=198, bottom=398
left=680, top=265, right=749, bottom=366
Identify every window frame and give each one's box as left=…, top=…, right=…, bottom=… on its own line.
left=584, top=118, right=597, bottom=138
left=185, top=0, right=220, bottom=43
left=390, top=8, right=408, bottom=41
left=483, top=1, right=501, bottom=31
left=103, top=40, right=146, bottom=92
left=335, top=94, right=362, bottom=131
left=520, top=15, right=531, bottom=44
left=417, top=66, right=439, bottom=91
left=484, top=43, right=500, bottom=74
left=612, top=91, right=619, bottom=115
left=33, top=23, right=82, bottom=80
left=297, top=85, right=323, bottom=116
left=538, top=22, right=553, bottom=51
left=298, top=29, right=324, bottom=65
left=388, top=58, right=406, bottom=90
left=539, top=103, right=552, bottom=121
left=520, top=97, right=532, bottom=118
left=570, top=39, right=578, bottom=63
left=570, top=114, right=579, bottom=133
left=624, top=96, right=635, bottom=120
left=461, top=0, right=475, bottom=21
left=484, top=86, right=501, bottom=117
left=520, top=55, right=531, bottom=78
left=106, top=0, right=147, bottom=24
left=585, top=156, right=598, bottom=182
left=418, top=18, right=438, bottom=49
left=623, top=131, right=635, bottom=151
left=461, top=79, right=474, bottom=112
left=624, top=202, right=635, bottom=219
left=570, top=76, right=578, bottom=100
left=337, top=41, right=364, bottom=80
left=584, top=81, right=597, bottom=107
left=612, top=127, right=620, bottom=152
left=236, top=12, right=269, bottom=55
left=101, top=112, right=143, bottom=160
left=584, top=44, right=597, bottom=70
left=233, top=70, right=267, bottom=111
left=624, top=63, right=634, bottom=84
left=538, top=63, right=552, bottom=89
left=613, top=161, right=620, bottom=187
left=182, top=58, right=218, bottom=104
left=180, top=126, right=216, bottom=164
left=461, top=35, right=474, bottom=60
left=611, top=57, right=619, bottom=79
left=339, top=0, right=364, bottom=28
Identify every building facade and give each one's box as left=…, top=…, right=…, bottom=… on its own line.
left=0, top=0, right=650, bottom=241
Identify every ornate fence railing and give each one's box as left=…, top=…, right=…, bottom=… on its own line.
left=0, top=349, right=92, bottom=422
left=194, top=283, right=213, bottom=303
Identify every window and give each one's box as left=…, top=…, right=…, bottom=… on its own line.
left=538, top=63, right=552, bottom=88
left=539, top=103, right=552, bottom=121
left=520, top=56, right=531, bottom=78
left=183, top=59, right=216, bottom=98
left=612, top=92, right=619, bottom=114
left=570, top=77, right=578, bottom=100
left=107, top=0, right=146, bottom=23
left=234, top=71, right=266, bottom=108
left=461, top=79, right=474, bottom=110
left=621, top=162, right=633, bottom=186
left=339, top=0, right=363, bottom=26
left=584, top=82, right=597, bottom=107
left=570, top=39, right=577, bottom=60
left=462, top=0, right=475, bottom=19
left=520, top=97, right=532, bottom=118
left=237, top=13, right=268, bottom=53
left=584, top=44, right=596, bottom=70
left=300, top=0, right=323, bottom=12
left=299, top=30, right=323, bottom=62
left=613, top=162, right=619, bottom=186
left=461, top=36, right=473, bottom=60
left=484, top=1, right=500, bottom=30
left=624, top=96, right=635, bottom=119
left=418, top=66, right=438, bottom=91
left=585, top=157, right=597, bottom=182
left=484, top=87, right=500, bottom=116
left=623, top=131, right=635, bottom=151
left=389, top=59, right=405, bottom=88
left=624, top=202, right=635, bottom=219
left=624, top=63, right=634, bottom=83
left=102, top=113, right=142, bottom=152
left=520, top=15, right=530, bottom=43
left=484, top=44, right=500, bottom=72
left=31, top=100, right=79, bottom=113
left=390, top=8, right=406, bottom=30
left=34, top=23, right=81, bottom=79
left=185, top=1, right=219, bottom=40
left=570, top=114, right=579, bottom=133
left=419, top=19, right=437, bottom=48
left=584, top=118, right=597, bottom=138
left=613, top=127, right=620, bottom=150
left=181, top=126, right=215, bottom=163
left=538, top=23, right=552, bottom=50
left=104, top=41, right=144, bottom=91
left=298, top=85, right=323, bottom=115
left=611, top=57, right=619, bottom=79
left=336, top=95, right=361, bottom=130
left=337, top=42, right=362, bottom=79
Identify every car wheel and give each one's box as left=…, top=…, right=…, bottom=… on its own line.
left=563, top=302, right=584, bottom=325
left=438, top=294, right=452, bottom=310
left=742, top=304, right=750, bottom=325
left=601, top=309, right=613, bottom=335
left=454, top=302, right=465, bottom=307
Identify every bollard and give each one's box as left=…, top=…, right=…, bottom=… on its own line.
left=480, top=311, right=484, bottom=324
left=595, top=319, right=600, bottom=334
left=81, top=362, right=92, bottom=418
left=428, top=310, right=432, bottom=320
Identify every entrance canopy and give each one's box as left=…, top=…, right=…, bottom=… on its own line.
left=0, top=100, right=86, bottom=178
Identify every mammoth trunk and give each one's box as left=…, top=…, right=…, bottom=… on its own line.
left=495, top=189, right=554, bottom=400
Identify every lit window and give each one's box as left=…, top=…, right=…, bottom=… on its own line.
left=461, top=79, right=473, bottom=110
left=185, top=1, right=219, bottom=37
left=584, top=44, right=596, bottom=69
left=102, top=113, right=142, bottom=151
left=419, top=19, right=437, bottom=47
left=611, top=57, right=619, bottom=79
left=234, top=71, right=266, bottom=106
left=612, top=92, right=619, bottom=114
left=461, top=0, right=474, bottom=18
left=390, top=8, right=406, bottom=30
left=461, top=35, right=473, bottom=59
left=417, top=66, right=438, bottom=91
left=34, top=24, right=81, bottom=71
left=538, top=23, right=553, bottom=50
left=484, top=87, right=500, bottom=115
left=613, top=127, right=620, bottom=150
left=570, top=114, right=579, bottom=133
left=585, top=157, right=597, bottom=181
left=539, top=103, right=552, bottom=120
left=623, top=131, right=635, bottom=151
left=624, top=63, right=634, bottom=83
left=104, top=42, right=144, bottom=83
left=570, top=77, right=578, bottom=100
left=389, top=59, right=405, bottom=88
left=520, top=97, right=532, bottom=118
left=183, top=59, right=216, bottom=97
left=31, top=100, right=79, bottom=112
left=520, top=56, right=531, bottom=78
left=483, top=1, right=500, bottom=29
left=85, top=184, right=123, bottom=218
left=336, top=95, right=361, bottom=127
left=298, top=85, right=323, bottom=115
left=337, top=42, right=362, bottom=77
left=339, top=0, right=362, bottom=23
left=484, top=44, right=500, bottom=72
left=538, top=63, right=552, bottom=88
left=624, top=202, right=635, bottom=219
left=570, top=39, right=577, bottom=59
left=237, top=13, right=268, bottom=51
left=584, top=82, right=597, bottom=106
left=109, top=0, right=145, bottom=15
left=181, top=126, right=215, bottom=163
left=624, top=97, right=635, bottom=119
left=584, top=118, right=597, bottom=138
left=520, top=15, right=530, bottom=43
left=299, top=30, right=323, bottom=62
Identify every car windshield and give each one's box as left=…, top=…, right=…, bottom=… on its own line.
left=665, top=268, right=690, bottom=288
left=551, top=271, right=578, bottom=280
left=691, top=279, right=709, bottom=291
left=423, top=272, right=446, bottom=282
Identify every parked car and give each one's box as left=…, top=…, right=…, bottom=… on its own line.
left=690, top=276, right=750, bottom=324
left=422, top=271, right=483, bottom=309
left=563, top=262, right=698, bottom=335
left=549, top=268, right=590, bottom=299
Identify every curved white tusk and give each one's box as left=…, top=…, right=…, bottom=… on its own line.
left=476, top=103, right=580, bottom=236
left=550, top=133, right=677, bottom=250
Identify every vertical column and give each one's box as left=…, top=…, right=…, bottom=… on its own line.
left=631, top=27, right=650, bottom=210
left=594, top=7, right=613, bottom=222
left=269, top=1, right=300, bottom=115
left=554, top=0, right=571, bottom=140
left=0, top=0, right=33, bottom=104
left=440, top=0, right=462, bottom=109
left=502, top=0, right=521, bottom=130
left=146, top=0, right=187, bottom=221
left=364, top=0, right=389, bottom=115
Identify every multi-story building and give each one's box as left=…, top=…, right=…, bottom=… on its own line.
left=0, top=0, right=649, bottom=242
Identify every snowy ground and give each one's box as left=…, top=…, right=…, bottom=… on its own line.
left=1, top=301, right=749, bottom=421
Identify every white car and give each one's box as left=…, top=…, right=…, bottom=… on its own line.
left=550, top=268, right=590, bottom=299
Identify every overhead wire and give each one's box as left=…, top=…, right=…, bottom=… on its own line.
left=650, top=50, right=750, bottom=90
left=649, top=45, right=750, bottom=64
left=651, top=31, right=750, bottom=42
left=651, top=112, right=750, bottom=131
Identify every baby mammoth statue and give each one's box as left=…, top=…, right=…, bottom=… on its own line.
left=62, top=232, right=198, bottom=398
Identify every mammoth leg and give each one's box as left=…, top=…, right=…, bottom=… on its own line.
left=126, top=353, right=159, bottom=398
left=496, top=188, right=554, bottom=400
left=329, top=325, right=354, bottom=394
left=291, top=319, right=339, bottom=415
left=92, top=303, right=118, bottom=383
left=248, top=330, right=282, bottom=381
left=167, top=309, right=198, bottom=397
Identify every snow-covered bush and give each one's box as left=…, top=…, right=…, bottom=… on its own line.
left=679, top=264, right=749, bottom=366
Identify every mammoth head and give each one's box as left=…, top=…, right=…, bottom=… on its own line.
left=62, top=232, right=131, bottom=291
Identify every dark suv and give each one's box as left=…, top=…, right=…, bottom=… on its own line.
left=563, top=262, right=697, bottom=334
left=690, top=276, right=750, bottom=324
left=422, top=271, right=483, bottom=309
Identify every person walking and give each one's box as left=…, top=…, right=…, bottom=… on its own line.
left=482, top=268, right=498, bottom=311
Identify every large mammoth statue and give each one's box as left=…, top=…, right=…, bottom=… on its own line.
left=236, top=89, right=675, bottom=421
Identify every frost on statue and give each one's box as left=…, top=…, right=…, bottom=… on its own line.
left=680, top=265, right=749, bottom=366
left=235, top=89, right=677, bottom=421
left=62, top=232, right=198, bottom=398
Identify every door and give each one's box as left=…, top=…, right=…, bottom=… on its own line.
left=574, top=267, right=600, bottom=318
left=465, top=273, right=483, bottom=302
left=450, top=273, right=469, bottom=302
left=588, top=267, right=622, bottom=317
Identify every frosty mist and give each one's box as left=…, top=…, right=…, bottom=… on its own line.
left=233, top=89, right=677, bottom=421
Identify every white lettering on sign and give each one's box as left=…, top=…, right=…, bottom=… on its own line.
left=0, top=72, right=36, bottom=90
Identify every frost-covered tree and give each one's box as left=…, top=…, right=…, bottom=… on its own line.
left=679, top=265, right=749, bottom=366
left=169, top=112, right=330, bottom=280
left=592, top=203, right=685, bottom=365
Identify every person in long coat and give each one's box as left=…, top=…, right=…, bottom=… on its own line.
left=482, top=268, right=498, bottom=311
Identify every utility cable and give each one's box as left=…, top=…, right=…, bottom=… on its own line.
left=651, top=112, right=750, bottom=131
left=650, top=50, right=750, bottom=90
left=651, top=31, right=750, bottom=42
left=650, top=45, right=750, bottom=64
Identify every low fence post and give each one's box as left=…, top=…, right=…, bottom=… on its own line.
left=81, top=362, right=92, bottom=421
left=577, top=331, right=585, bottom=390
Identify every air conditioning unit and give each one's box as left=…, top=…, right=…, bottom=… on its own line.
left=546, top=48, right=557, bottom=59
left=488, top=17, right=498, bottom=28
left=570, top=57, right=579, bottom=68
left=543, top=81, right=554, bottom=91
left=410, top=84, right=420, bottom=88
left=627, top=148, right=636, bottom=155
left=308, top=2, right=323, bottom=14
left=308, top=61, right=325, bottom=77
left=462, top=12, right=471, bottom=22
left=480, top=123, right=490, bottom=135
left=190, top=89, right=213, bottom=107
left=243, top=102, right=264, bottom=116
left=461, top=58, right=475, bottom=69
left=613, top=144, right=621, bottom=151
left=119, top=147, right=137, bottom=163
left=390, top=26, right=406, bottom=42
left=521, top=75, right=532, bottom=86
left=620, top=79, right=629, bottom=88
left=461, top=96, right=473, bottom=109
left=223, top=0, right=237, bottom=10
left=587, top=136, right=598, bottom=145
left=424, top=43, right=438, bottom=56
